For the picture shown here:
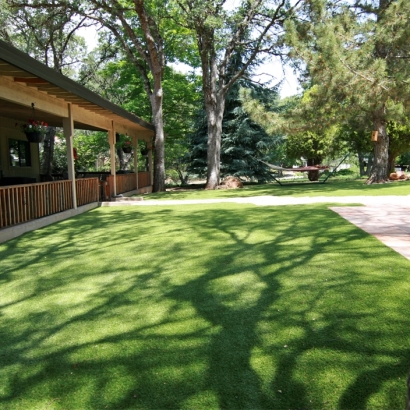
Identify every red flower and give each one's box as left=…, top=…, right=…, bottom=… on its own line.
left=19, top=119, right=48, bottom=133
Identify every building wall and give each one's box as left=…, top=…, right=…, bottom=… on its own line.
left=0, top=116, right=41, bottom=181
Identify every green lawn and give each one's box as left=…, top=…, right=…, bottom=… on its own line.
left=144, top=178, right=410, bottom=200
left=1, top=199, right=410, bottom=409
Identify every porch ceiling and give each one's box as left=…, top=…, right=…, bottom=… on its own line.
left=0, top=40, right=155, bottom=137
left=0, top=98, right=97, bottom=130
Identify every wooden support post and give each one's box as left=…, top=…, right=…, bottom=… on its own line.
left=148, top=144, right=153, bottom=187
left=62, top=103, right=77, bottom=209
left=109, top=123, right=116, bottom=197
left=133, top=136, right=139, bottom=191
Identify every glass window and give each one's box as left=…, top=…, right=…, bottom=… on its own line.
left=9, top=139, right=31, bottom=167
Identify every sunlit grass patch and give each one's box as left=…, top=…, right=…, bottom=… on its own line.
left=143, top=178, right=410, bottom=200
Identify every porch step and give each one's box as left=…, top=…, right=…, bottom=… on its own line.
left=111, top=195, right=144, bottom=202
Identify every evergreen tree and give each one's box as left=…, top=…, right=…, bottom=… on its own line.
left=187, top=72, right=281, bottom=183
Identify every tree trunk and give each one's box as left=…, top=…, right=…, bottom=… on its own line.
left=205, top=96, right=226, bottom=190
left=150, top=90, right=165, bottom=192
left=117, top=147, right=125, bottom=170
left=307, top=157, right=321, bottom=181
left=388, top=149, right=399, bottom=174
left=40, top=127, right=56, bottom=176
left=358, top=152, right=366, bottom=177
left=366, top=154, right=373, bottom=176
left=367, top=116, right=389, bottom=184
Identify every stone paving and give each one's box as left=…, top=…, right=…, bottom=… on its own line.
left=330, top=205, right=410, bottom=260
left=102, top=195, right=410, bottom=260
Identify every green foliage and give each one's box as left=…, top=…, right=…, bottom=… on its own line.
left=74, top=132, right=111, bottom=172
left=284, top=0, right=410, bottom=131
left=285, top=129, right=335, bottom=165
left=241, top=87, right=346, bottom=168
left=164, top=138, right=191, bottom=185
left=51, top=136, right=67, bottom=174
left=3, top=1, right=89, bottom=76
left=387, top=121, right=410, bottom=171
left=79, top=48, right=201, bottom=182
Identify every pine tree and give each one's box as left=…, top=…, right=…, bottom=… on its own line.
left=285, top=0, right=410, bottom=183
left=187, top=72, right=281, bottom=183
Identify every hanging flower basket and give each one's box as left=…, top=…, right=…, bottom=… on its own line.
left=141, top=148, right=149, bottom=156
left=122, top=140, right=133, bottom=153
left=19, top=119, right=48, bottom=143
left=25, top=130, right=45, bottom=143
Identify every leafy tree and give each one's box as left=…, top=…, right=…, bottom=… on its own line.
left=3, top=0, right=89, bottom=76
left=73, top=132, right=110, bottom=172
left=81, top=55, right=201, bottom=183
left=284, top=0, right=410, bottom=183
left=175, top=0, right=304, bottom=189
left=285, top=127, right=339, bottom=181
left=333, top=117, right=374, bottom=177
left=165, top=139, right=191, bottom=185
left=241, top=84, right=346, bottom=179
left=7, top=0, right=193, bottom=192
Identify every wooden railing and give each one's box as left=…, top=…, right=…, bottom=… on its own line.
left=138, top=172, right=150, bottom=189
left=76, top=178, right=99, bottom=206
left=0, top=180, right=72, bottom=229
left=106, top=172, right=151, bottom=198
left=0, top=178, right=99, bottom=230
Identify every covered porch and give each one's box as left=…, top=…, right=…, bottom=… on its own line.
left=0, top=40, right=155, bottom=241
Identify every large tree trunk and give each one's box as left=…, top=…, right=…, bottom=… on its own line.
left=205, top=96, right=225, bottom=190
left=150, top=88, right=165, bottom=192
left=367, top=116, right=389, bottom=184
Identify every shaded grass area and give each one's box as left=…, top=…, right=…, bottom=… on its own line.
left=144, top=178, right=410, bottom=200
left=1, top=203, right=410, bottom=409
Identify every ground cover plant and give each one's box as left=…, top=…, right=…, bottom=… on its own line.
left=1, top=202, right=410, bottom=409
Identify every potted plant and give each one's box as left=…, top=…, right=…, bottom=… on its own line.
left=122, top=140, right=133, bottom=153
left=141, top=147, right=150, bottom=156
left=19, top=119, right=48, bottom=143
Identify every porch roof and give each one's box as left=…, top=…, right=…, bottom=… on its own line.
left=0, top=40, right=154, bottom=138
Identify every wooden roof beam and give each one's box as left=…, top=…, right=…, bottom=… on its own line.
left=14, top=77, right=49, bottom=84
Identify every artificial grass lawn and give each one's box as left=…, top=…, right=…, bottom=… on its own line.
left=1, top=202, right=410, bottom=409
left=144, top=178, right=410, bottom=201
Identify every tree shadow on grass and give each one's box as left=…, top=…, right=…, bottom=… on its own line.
left=0, top=203, right=410, bottom=409
left=165, top=205, right=410, bottom=409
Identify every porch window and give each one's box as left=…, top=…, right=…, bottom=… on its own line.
left=9, top=139, right=31, bottom=167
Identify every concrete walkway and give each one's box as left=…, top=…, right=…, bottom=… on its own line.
left=102, top=195, right=410, bottom=260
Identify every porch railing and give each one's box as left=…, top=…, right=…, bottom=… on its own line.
left=106, top=172, right=150, bottom=198
left=0, top=178, right=99, bottom=230
left=76, top=178, right=99, bottom=206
